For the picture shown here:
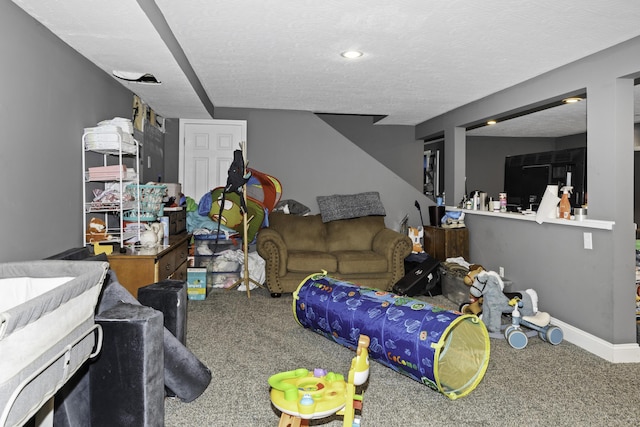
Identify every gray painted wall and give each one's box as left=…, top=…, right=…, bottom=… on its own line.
left=317, top=114, right=423, bottom=191
left=465, top=214, right=616, bottom=341
left=210, top=108, right=431, bottom=231
left=0, top=2, right=133, bottom=262
left=416, top=36, right=640, bottom=345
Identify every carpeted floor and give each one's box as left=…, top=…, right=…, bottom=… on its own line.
left=164, top=287, right=640, bottom=427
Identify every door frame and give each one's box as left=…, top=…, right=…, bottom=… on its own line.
left=178, top=118, right=248, bottom=191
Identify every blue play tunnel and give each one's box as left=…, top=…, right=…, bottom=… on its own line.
left=293, top=273, right=490, bottom=399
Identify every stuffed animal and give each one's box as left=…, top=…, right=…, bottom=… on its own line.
left=408, top=226, right=424, bottom=253
left=461, top=264, right=485, bottom=315
left=467, top=270, right=538, bottom=333
left=140, top=222, right=164, bottom=248
left=441, top=211, right=465, bottom=228
left=86, top=217, right=112, bottom=243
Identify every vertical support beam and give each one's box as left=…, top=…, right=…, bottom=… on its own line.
left=587, top=77, right=636, bottom=344
left=444, top=126, right=467, bottom=206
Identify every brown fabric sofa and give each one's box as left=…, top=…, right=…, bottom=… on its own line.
left=257, top=212, right=412, bottom=295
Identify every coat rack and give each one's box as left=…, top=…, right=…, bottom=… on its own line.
left=228, top=141, right=264, bottom=298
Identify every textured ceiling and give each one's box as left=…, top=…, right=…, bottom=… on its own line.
left=12, top=0, right=640, bottom=136
left=467, top=99, right=589, bottom=138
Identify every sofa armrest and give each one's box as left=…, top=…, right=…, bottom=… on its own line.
left=257, top=228, right=289, bottom=278
left=372, top=228, right=413, bottom=282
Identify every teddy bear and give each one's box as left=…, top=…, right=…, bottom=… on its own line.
left=460, top=264, right=485, bottom=315
left=86, top=217, right=112, bottom=243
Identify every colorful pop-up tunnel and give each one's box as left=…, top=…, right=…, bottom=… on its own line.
left=293, top=273, right=490, bottom=399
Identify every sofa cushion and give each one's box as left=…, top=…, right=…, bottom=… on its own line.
left=287, top=251, right=338, bottom=273
left=268, top=213, right=328, bottom=252
left=333, top=251, right=388, bottom=274
left=326, top=216, right=386, bottom=252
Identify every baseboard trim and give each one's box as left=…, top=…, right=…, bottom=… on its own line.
left=551, top=317, right=640, bottom=363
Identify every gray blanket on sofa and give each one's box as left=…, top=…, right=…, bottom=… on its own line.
left=317, top=191, right=386, bottom=222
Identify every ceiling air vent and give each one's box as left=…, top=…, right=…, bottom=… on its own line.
left=112, top=71, right=161, bottom=84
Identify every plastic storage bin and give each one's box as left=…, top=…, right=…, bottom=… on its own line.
left=209, top=271, right=241, bottom=289
left=440, top=263, right=513, bottom=306
left=440, top=263, right=470, bottom=306
left=192, top=235, right=242, bottom=290
left=193, top=235, right=240, bottom=256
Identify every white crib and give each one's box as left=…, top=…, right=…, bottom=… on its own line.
left=0, top=261, right=108, bottom=427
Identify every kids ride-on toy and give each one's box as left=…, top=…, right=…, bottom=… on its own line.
left=268, top=334, right=370, bottom=427
left=464, top=269, right=563, bottom=349
left=504, top=297, right=563, bottom=349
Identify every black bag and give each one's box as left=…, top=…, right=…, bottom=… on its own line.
left=393, top=254, right=441, bottom=297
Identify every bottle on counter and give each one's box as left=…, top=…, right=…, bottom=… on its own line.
left=558, top=186, right=573, bottom=219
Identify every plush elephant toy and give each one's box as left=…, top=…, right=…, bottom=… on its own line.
left=468, top=270, right=538, bottom=333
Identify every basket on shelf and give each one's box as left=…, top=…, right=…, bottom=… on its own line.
left=123, top=183, right=167, bottom=222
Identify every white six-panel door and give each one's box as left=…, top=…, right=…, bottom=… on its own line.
left=179, top=119, right=247, bottom=203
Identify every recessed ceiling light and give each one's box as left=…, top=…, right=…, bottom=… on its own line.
left=341, top=50, right=364, bottom=59
left=562, top=97, right=583, bottom=104
left=487, top=120, right=497, bottom=125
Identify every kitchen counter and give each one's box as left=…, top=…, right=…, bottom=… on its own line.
left=447, top=207, right=614, bottom=230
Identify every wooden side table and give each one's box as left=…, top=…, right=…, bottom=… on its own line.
left=423, top=225, right=469, bottom=262
left=107, top=233, right=190, bottom=297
